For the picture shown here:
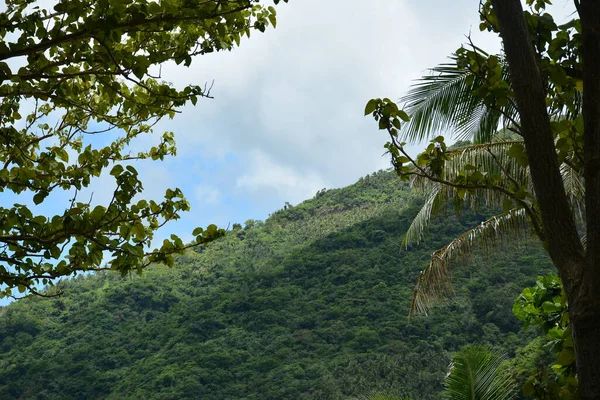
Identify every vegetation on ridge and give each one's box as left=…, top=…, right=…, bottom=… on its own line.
left=0, top=170, right=555, bottom=399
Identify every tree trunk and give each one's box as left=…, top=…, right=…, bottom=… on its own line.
left=577, top=0, right=600, bottom=398
left=491, top=0, right=600, bottom=397
left=570, top=275, right=600, bottom=399
left=489, top=0, right=584, bottom=282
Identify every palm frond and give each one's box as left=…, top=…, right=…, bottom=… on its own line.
left=410, top=208, right=529, bottom=315
left=404, top=141, right=530, bottom=250
left=407, top=146, right=585, bottom=315
left=407, top=141, right=584, bottom=246
left=402, top=183, right=444, bottom=248
left=399, top=56, right=518, bottom=144
left=445, top=346, right=517, bottom=400
left=561, top=161, right=585, bottom=223
left=413, top=140, right=530, bottom=190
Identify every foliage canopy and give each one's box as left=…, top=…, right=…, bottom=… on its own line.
left=0, top=171, right=556, bottom=399
left=0, top=0, right=286, bottom=297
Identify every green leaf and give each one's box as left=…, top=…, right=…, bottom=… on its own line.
left=110, top=164, right=124, bottom=177
left=444, top=346, right=517, bottom=400
left=397, top=110, right=410, bottom=122
left=365, top=99, right=379, bottom=115
left=523, top=380, right=535, bottom=396
left=507, top=143, right=529, bottom=167
left=33, top=191, right=48, bottom=205
left=55, top=148, right=69, bottom=162
left=556, top=348, right=576, bottom=366
left=502, top=199, right=512, bottom=214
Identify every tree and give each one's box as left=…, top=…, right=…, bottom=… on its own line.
left=492, top=3, right=598, bottom=397
left=373, top=54, right=552, bottom=314
left=355, top=346, right=516, bottom=400
left=513, top=275, right=579, bottom=399
left=444, top=346, right=516, bottom=400
left=0, top=0, right=286, bottom=298
left=366, top=0, right=600, bottom=397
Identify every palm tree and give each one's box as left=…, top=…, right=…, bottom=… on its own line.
left=399, top=53, right=517, bottom=145
left=354, top=347, right=516, bottom=400
left=397, top=52, right=585, bottom=315
left=444, top=346, right=517, bottom=400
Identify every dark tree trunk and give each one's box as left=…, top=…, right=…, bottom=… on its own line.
left=576, top=1, right=600, bottom=398
left=570, top=284, right=600, bottom=399
left=490, top=0, right=584, bottom=284
left=491, top=0, right=600, bottom=397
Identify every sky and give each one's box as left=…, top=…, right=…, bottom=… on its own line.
left=139, top=0, right=571, bottom=240
left=0, top=0, right=578, bottom=304
left=127, top=0, right=506, bottom=241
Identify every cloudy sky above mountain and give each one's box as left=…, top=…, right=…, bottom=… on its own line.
left=141, top=0, right=506, bottom=240
left=1, top=0, right=576, bottom=246
left=84, top=0, right=576, bottom=244
left=0, top=0, right=578, bottom=305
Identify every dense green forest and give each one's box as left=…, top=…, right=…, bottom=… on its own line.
left=0, top=170, right=554, bottom=399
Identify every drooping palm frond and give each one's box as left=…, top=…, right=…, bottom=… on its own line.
left=404, top=141, right=530, bottom=249
left=410, top=208, right=529, bottom=315
left=404, top=138, right=589, bottom=315
left=399, top=55, right=518, bottom=144
left=402, top=183, right=444, bottom=248
left=445, top=346, right=517, bottom=400
left=444, top=141, right=529, bottom=185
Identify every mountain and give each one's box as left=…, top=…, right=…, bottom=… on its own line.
left=0, top=170, right=554, bottom=399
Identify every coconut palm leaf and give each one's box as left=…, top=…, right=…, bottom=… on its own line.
left=408, top=155, right=586, bottom=314
left=402, top=183, right=445, bottom=248
left=405, top=137, right=589, bottom=314
left=405, top=140, right=584, bottom=246
left=445, top=346, right=517, bottom=400
left=404, top=141, right=530, bottom=249
left=561, top=161, right=585, bottom=223
left=410, top=208, right=529, bottom=315
left=399, top=55, right=517, bottom=144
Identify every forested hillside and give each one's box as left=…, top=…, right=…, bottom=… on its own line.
left=0, top=170, right=553, bottom=399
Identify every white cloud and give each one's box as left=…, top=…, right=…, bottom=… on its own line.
left=150, top=0, right=507, bottom=199
left=194, top=183, right=222, bottom=205
left=236, top=150, right=326, bottom=204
